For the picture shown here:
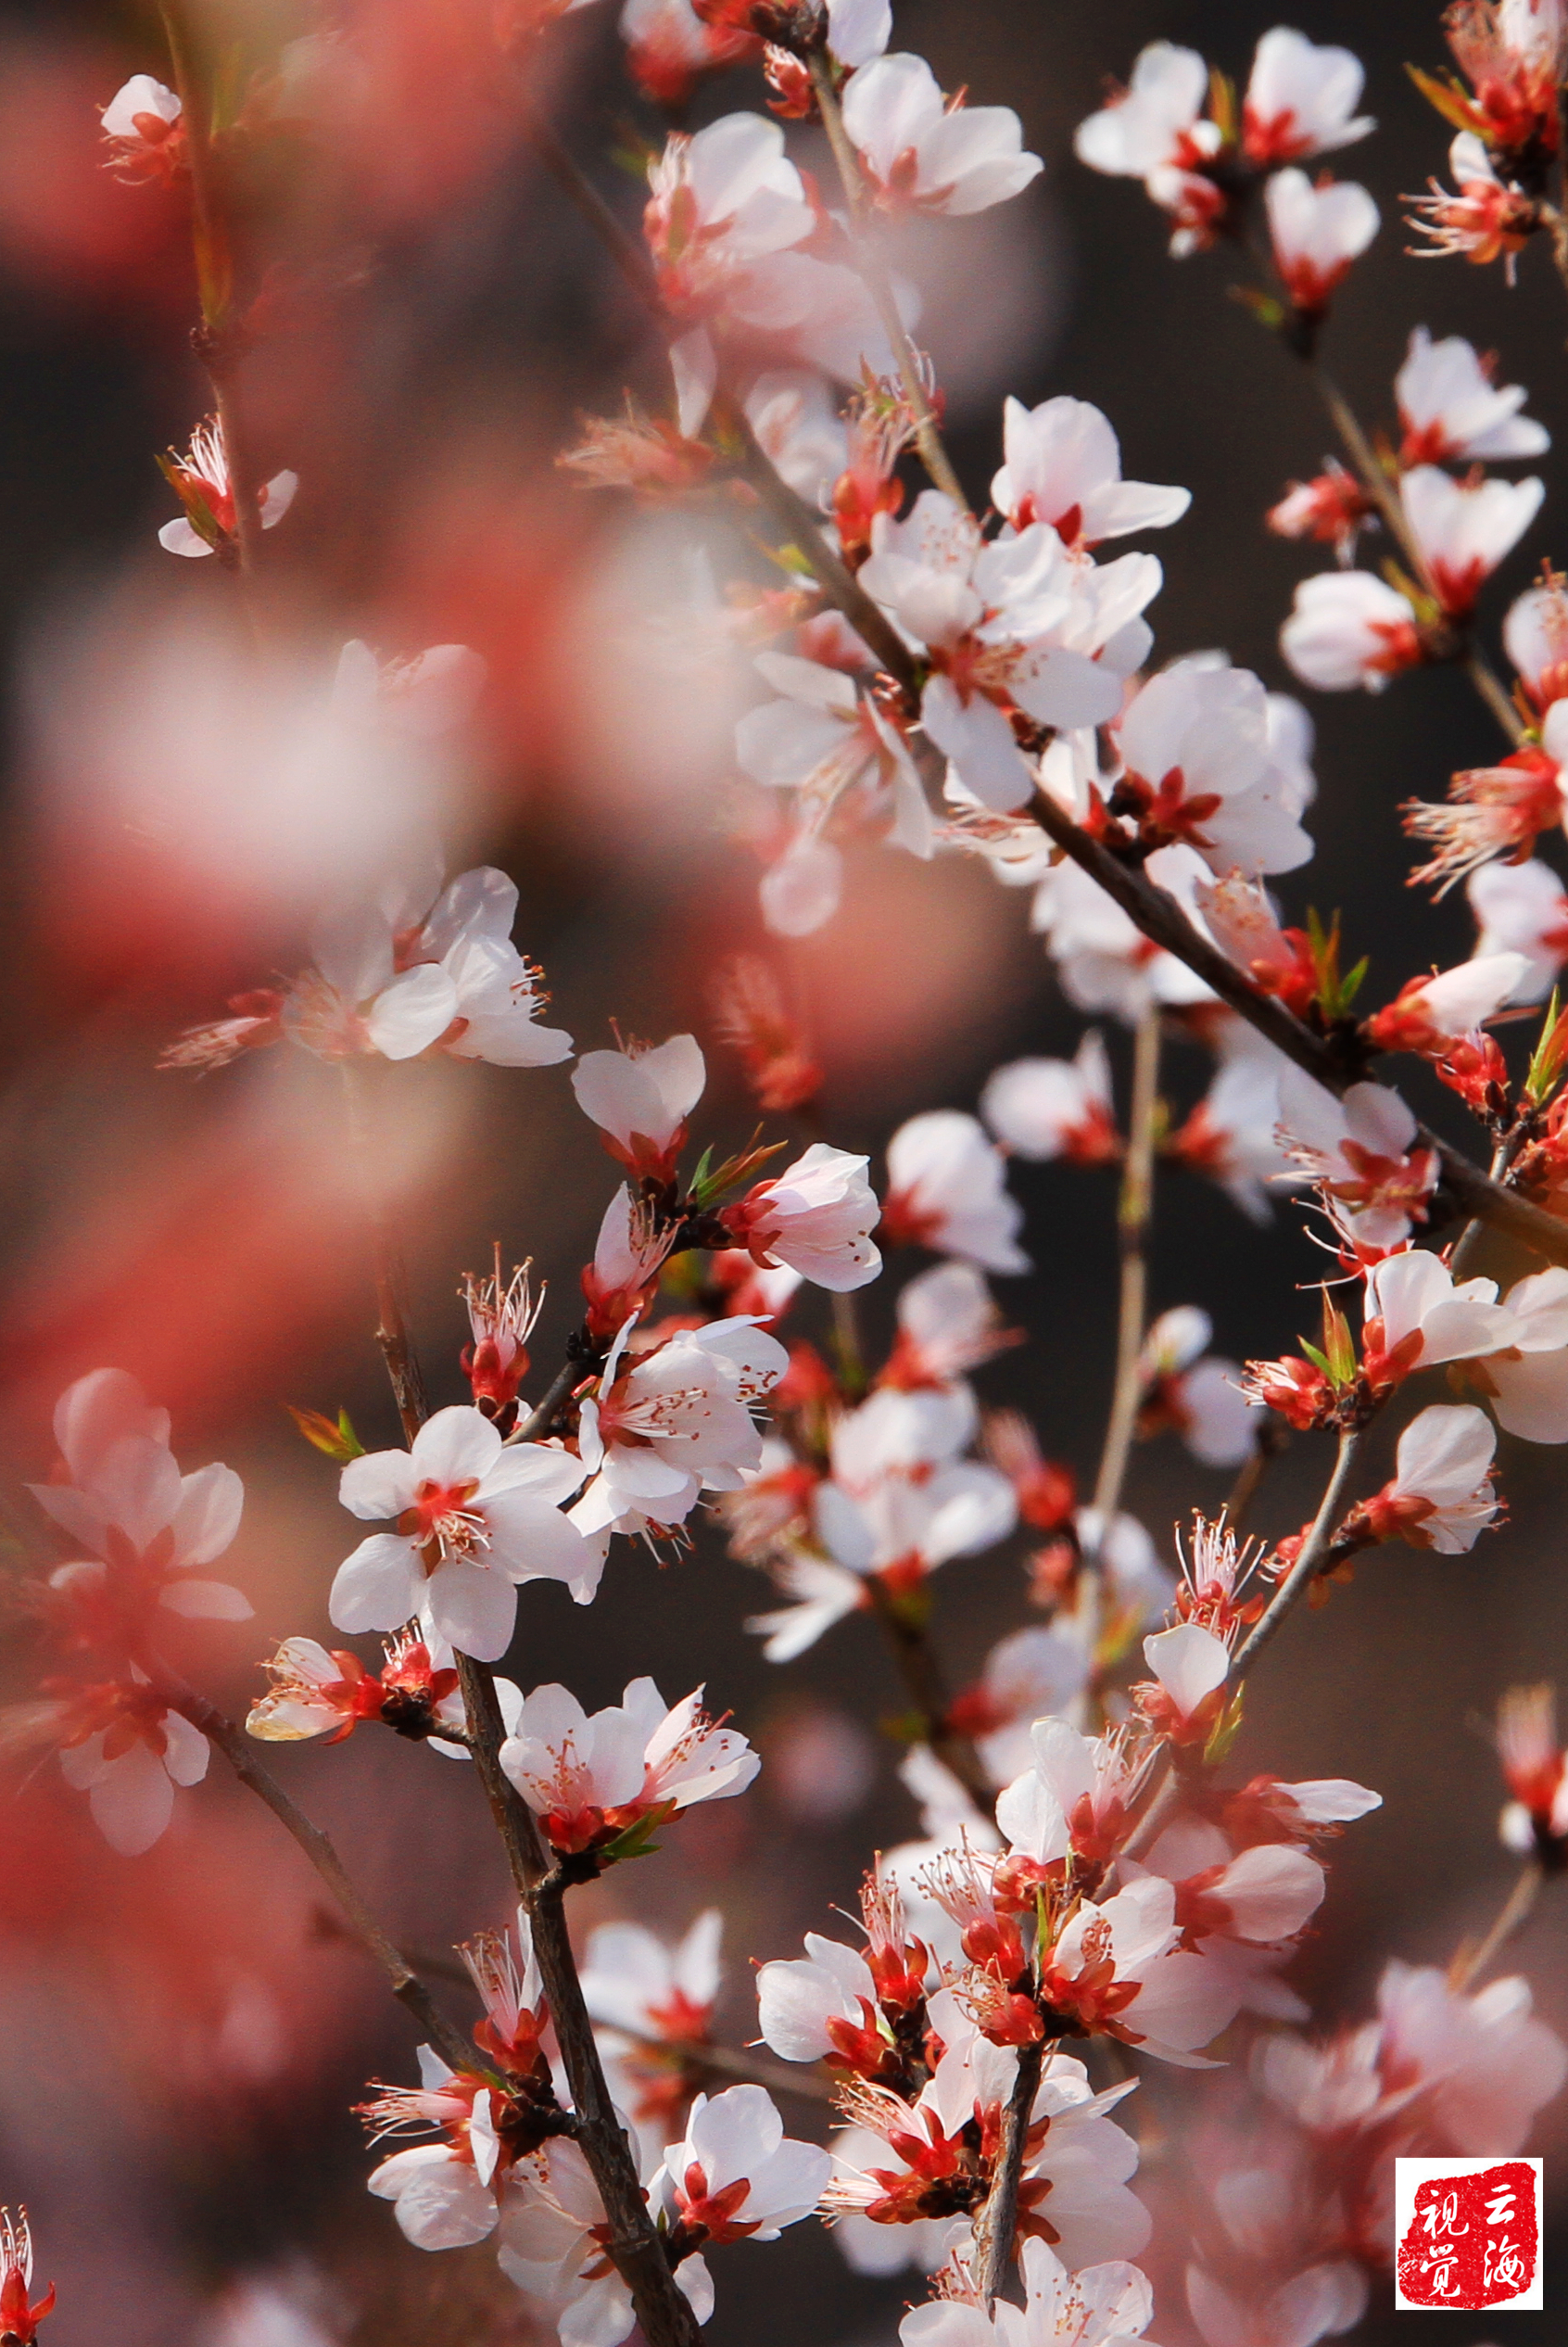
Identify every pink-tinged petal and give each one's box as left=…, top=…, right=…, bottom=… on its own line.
left=364, top=963, right=460, bottom=1059
left=59, top=1734, right=107, bottom=1790
left=1144, top=1621, right=1229, bottom=1719
left=484, top=1493, right=608, bottom=1601
left=329, top=1533, right=424, bottom=1633
left=158, top=518, right=215, bottom=557
left=27, top=1482, right=111, bottom=1554
left=339, top=1446, right=420, bottom=1521
left=259, top=470, right=297, bottom=527
left=425, top=1557, right=517, bottom=1662
left=373, top=2148, right=498, bottom=2249
left=90, top=1434, right=184, bottom=1551
left=411, top=1405, right=503, bottom=1491
left=54, top=1368, right=168, bottom=1484
left=482, top=1444, right=588, bottom=1505
left=168, top=1462, right=244, bottom=1567
left=88, top=1744, right=176, bottom=1855
left=572, top=1051, right=666, bottom=1148
left=160, top=1708, right=211, bottom=1786
left=159, top=1578, right=253, bottom=1620
left=920, top=676, right=1033, bottom=810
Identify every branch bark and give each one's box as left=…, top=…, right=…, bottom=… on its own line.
left=971, top=2037, right=1043, bottom=2305
left=158, top=2, right=266, bottom=575
left=1021, top=793, right=1568, bottom=1270
left=158, top=1669, right=479, bottom=2077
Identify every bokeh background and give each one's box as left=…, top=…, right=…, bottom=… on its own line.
left=0, top=0, right=1562, bottom=2341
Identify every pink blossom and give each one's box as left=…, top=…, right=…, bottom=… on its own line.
left=1401, top=463, right=1544, bottom=616
left=54, top=1678, right=210, bottom=1857
left=158, top=415, right=297, bottom=558
left=1242, top=29, right=1373, bottom=165
left=1139, top=1621, right=1231, bottom=1747
left=279, top=864, right=573, bottom=1069
left=1137, top=1306, right=1257, bottom=1468
left=30, top=1368, right=249, bottom=1626
left=1504, top=575, right=1568, bottom=713
left=1363, top=951, right=1527, bottom=1054
left=886, top=1261, right=1019, bottom=1388
left=882, top=1110, right=1031, bottom=1273
left=1075, top=43, right=1218, bottom=183
left=330, top=1408, right=600, bottom=1662
left=1280, top=570, right=1422, bottom=692
left=1359, top=1404, right=1500, bottom=1554
left=981, top=1033, right=1119, bottom=1164
left=720, top=1143, right=882, bottom=1291
left=1361, top=1251, right=1513, bottom=1384
left=1264, top=170, right=1379, bottom=312
left=991, top=397, right=1189, bottom=548
left=1467, top=857, right=1568, bottom=998
left=858, top=491, right=1125, bottom=811
left=653, top=2084, right=831, bottom=2244
left=1038, top=1871, right=1245, bottom=2062
left=1275, top=1072, right=1439, bottom=1251
left=499, top=1678, right=758, bottom=1850
left=1474, top=1263, right=1568, bottom=1440
left=1407, top=131, right=1537, bottom=273
left=1396, top=325, right=1548, bottom=463
left=904, top=2238, right=1156, bottom=2346
left=841, top=55, right=1043, bottom=216
left=571, top=1033, right=705, bottom=1182
left=571, top=1313, right=788, bottom=1536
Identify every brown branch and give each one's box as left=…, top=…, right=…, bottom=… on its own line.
left=804, top=53, right=969, bottom=512
left=866, top=1579, right=995, bottom=1815
left=1115, top=1426, right=1367, bottom=1872
left=1228, top=1426, right=1366, bottom=1678
left=158, top=2, right=265, bottom=575
left=1021, top=793, right=1568, bottom=1270
left=1091, top=1003, right=1161, bottom=1523
left=157, top=1669, right=479, bottom=2077
left=971, top=2038, right=1043, bottom=2305
left=1449, top=1859, right=1545, bottom=1994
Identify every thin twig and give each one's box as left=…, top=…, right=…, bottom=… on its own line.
left=158, top=1, right=265, bottom=576
left=805, top=54, right=969, bottom=512
left=1449, top=1859, right=1545, bottom=1993
left=342, top=1093, right=701, bottom=2347
left=157, top=1669, right=479, bottom=2076
left=1116, top=1427, right=1366, bottom=1872
left=1223, top=1418, right=1284, bottom=1537
left=1021, top=792, right=1568, bottom=1271
left=1092, top=1004, right=1161, bottom=1523
left=508, top=1354, right=584, bottom=1446
left=340, top=1064, right=430, bottom=1442
left=972, top=2037, right=1043, bottom=2304
left=866, top=1579, right=995, bottom=1815
left=1229, top=1427, right=1366, bottom=1678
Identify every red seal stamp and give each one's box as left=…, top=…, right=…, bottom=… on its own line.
left=1394, top=2157, right=1543, bottom=2311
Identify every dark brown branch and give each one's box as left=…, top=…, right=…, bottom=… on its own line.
left=158, top=2, right=266, bottom=574
left=158, top=1669, right=478, bottom=2076
left=972, top=2038, right=1043, bottom=2305
left=866, top=1580, right=995, bottom=1815
left=1023, top=793, right=1568, bottom=1270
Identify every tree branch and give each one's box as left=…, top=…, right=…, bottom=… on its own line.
left=971, top=2036, right=1043, bottom=2305
left=1022, top=793, right=1568, bottom=1269
left=157, top=1668, right=479, bottom=2077
left=158, top=1, right=266, bottom=575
